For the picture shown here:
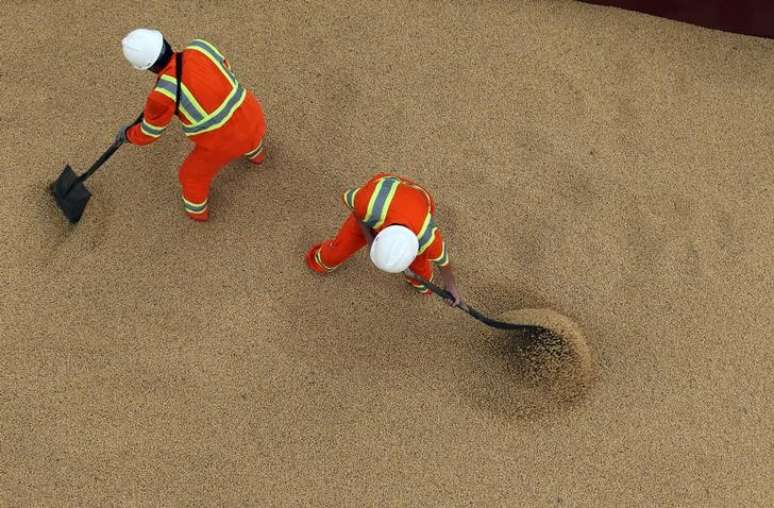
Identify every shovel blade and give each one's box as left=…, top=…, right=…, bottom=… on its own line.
left=50, top=165, right=91, bottom=223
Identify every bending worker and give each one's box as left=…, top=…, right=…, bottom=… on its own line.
left=305, top=172, right=462, bottom=306
left=118, top=28, right=267, bottom=222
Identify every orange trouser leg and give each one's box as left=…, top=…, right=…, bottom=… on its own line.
left=178, top=145, right=236, bottom=221
left=244, top=136, right=266, bottom=166
left=404, top=257, right=433, bottom=294
left=307, top=214, right=368, bottom=272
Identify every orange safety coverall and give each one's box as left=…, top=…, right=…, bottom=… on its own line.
left=126, top=39, right=267, bottom=221
left=305, top=172, right=450, bottom=293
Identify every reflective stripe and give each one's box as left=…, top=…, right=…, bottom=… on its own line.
left=155, top=75, right=207, bottom=123
left=431, top=242, right=449, bottom=266
left=343, top=188, right=359, bottom=209
left=187, top=39, right=237, bottom=87
left=182, top=85, right=246, bottom=135
left=189, top=39, right=226, bottom=60
left=416, top=213, right=437, bottom=254
left=363, top=177, right=399, bottom=228
left=140, top=119, right=166, bottom=138
left=245, top=138, right=264, bottom=158
left=405, top=274, right=432, bottom=293
left=183, top=196, right=207, bottom=213
left=418, top=227, right=437, bottom=255
left=183, top=39, right=244, bottom=135
left=315, top=248, right=336, bottom=272
left=150, top=39, right=246, bottom=137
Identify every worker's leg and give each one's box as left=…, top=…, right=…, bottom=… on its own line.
left=404, top=257, right=433, bottom=295
left=244, top=136, right=266, bottom=166
left=178, top=146, right=234, bottom=222
left=306, top=214, right=368, bottom=273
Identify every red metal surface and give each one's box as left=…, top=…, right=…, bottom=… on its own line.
left=580, top=1, right=774, bottom=38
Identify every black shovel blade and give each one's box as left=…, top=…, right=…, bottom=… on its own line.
left=50, top=165, right=91, bottom=223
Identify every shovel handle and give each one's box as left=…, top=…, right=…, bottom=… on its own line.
left=404, top=269, right=470, bottom=311
left=67, top=113, right=144, bottom=193
left=403, top=269, right=542, bottom=332
left=70, top=140, right=122, bottom=189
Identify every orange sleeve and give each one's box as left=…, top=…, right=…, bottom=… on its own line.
left=126, top=89, right=176, bottom=145
left=423, top=229, right=450, bottom=267
left=342, top=175, right=383, bottom=220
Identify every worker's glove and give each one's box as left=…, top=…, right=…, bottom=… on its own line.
left=115, top=125, right=129, bottom=145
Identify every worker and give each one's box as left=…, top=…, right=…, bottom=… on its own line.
left=305, top=172, right=462, bottom=306
left=117, top=28, right=267, bottom=222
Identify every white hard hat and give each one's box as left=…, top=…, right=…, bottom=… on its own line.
left=370, top=225, right=419, bottom=273
left=122, top=28, right=164, bottom=70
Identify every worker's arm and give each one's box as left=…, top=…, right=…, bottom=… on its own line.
left=438, top=263, right=461, bottom=307
left=126, top=88, right=176, bottom=145
left=342, top=184, right=375, bottom=245
left=355, top=215, right=374, bottom=246
left=425, top=232, right=460, bottom=306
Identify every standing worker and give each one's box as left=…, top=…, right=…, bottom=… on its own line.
left=118, top=28, right=267, bottom=222
left=305, top=172, right=462, bottom=306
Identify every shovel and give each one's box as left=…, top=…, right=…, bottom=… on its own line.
left=404, top=269, right=543, bottom=332
left=403, top=270, right=594, bottom=386
left=50, top=114, right=142, bottom=223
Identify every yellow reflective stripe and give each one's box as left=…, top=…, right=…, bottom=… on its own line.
left=158, top=75, right=208, bottom=119
left=154, top=85, right=176, bottom=101
left=363, top=177, right=386, bottom=225
left=343, top=188, right=359, bottom=209
left=418, top=226, right=437, bottom=255
left=363, top=177, right=400, bottom=228
left=139, top=119, right=166, bottom=138
left=182, top=196, right=207, bottom=212
left=190, top=39, right=226, bottom=60
left=371, top=181, right=399, bottom=230
left=416, top=209, right=439, bottom=255
left=183, top=196, right=207, bottom=206
left=183, top=88, right=246, bottom=135
left=189, top=46, right=235, bottom=86
left=315, top=248, right=336, bottom=272
left=170, top=39, right=244, bottom=136
left=431, top=242, right=449, bottom=266
left=405, top=273, right=432, bottom=293
left=142, top=118, right=167, bottom=130
left=154, top=83, right=197, bottom=124
left=245, top=138, right=264, bottom=158
left=411, top=184, right=432, bottom=205
left=140, top=127, right=161, bottom=138
left=186, top=40, right=236, bottom=87
left=416, top=213, right=432, bottom=244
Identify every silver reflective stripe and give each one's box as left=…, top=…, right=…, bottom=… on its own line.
left=344, top=188, right=358, bottom=209
left=182, top=85, right=246, bottom=135
left=140, top=120, right=165, bottom=137
left=155, top=78, right=205, bottom=123
left=363, top=177, right=399, bottom=228
left=245, top=138, right=264, bottom=158
left=417, top=215, right=437, bottom=251
left=187, top=40, right=237, bottom=85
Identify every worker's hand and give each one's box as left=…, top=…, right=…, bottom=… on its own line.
left=444, top=283, right=462, bottom=307
left=115, top=125, right=129, bottom=145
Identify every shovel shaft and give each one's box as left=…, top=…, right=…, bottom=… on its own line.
left=404, top=269, right=542, bottom=332
left=65, top=140, right=122, bottom=193
left=65, top=113, right=143, bottom=194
